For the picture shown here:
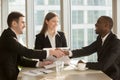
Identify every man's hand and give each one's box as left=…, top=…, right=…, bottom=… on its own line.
left=39, top=60, right=53, bottom=67
left=55, top=48, right=70, bottom=56
left=63, top=50, right=69, bottom=55
left=49, top=49, right=65, bottom=58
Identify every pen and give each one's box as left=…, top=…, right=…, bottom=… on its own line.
left=39, top=71, right=47, bottom=74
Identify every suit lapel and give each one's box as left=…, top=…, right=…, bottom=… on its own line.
left=44, top=36, right=52, bottom=48
left=55, top=34, right=61, bottom=47
left=98, top=32, right=114, bottom=57
left=8, top=28, right=17, bottom=39
left=97, top=36, right=102, bottom=56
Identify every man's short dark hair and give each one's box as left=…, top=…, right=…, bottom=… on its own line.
left=7, top=11, right=24, bottom=27
left=101, top=16, right=113, bottom=29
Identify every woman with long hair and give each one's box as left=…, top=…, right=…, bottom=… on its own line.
left=35, top=12, right=67, bottom=49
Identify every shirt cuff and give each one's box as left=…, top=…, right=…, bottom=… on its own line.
left=85, top=63, right=86, bottom=67
left=69, top=51, right=73, bottom=57
left=36, top=61, right=40, bottom=67
left=46, top=50, right=49, bottom=58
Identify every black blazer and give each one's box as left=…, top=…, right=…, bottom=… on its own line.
left=0, top=28, right=47, bottom=80
left=34, top=31, right=67, bottom=49
left=72, top=32, right=120, bottom=80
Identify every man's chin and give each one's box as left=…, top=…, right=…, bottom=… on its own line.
left=95, top=31, right=99, bottom=34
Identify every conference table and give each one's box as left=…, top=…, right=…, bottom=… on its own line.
left=18, top=65, right=112, bottom=80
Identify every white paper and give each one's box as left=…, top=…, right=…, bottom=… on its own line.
left=22, top=68, right=54, bottom=76
left=22, top=70, right=43, bottom=76
left=43, top=56, right=70, bottom=69
left=43, top=47, right=70, bottom=69
left=44, top=63, right=56, bottom=69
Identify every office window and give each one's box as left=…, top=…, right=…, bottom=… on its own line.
left=8, top=0, right=25, bottom=14
left=48, top=0, right=60, bottom=5
left=72, top=0, right=83, bottom=5
left=8, top=0, right=26, bottom=46
left=35, top=10, right=44, bottom=26
left=72, top=10, right=84, bottom=24
left=87, top=29, right=96, bottom=44
left=35, top=0, right=44, bottom=5
left=88, top=11, right=105, bottom=24
left=72, top=29, right=84, bottom=49
left=71, top=0, right=112, bottom=62
left=34, top=0, right=61, bottom=35
left=9, top=0, right=16, bottom=2
left=88, top=0, right=105, bottom=6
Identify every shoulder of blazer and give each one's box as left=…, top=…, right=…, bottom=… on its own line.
left=1, top=28, right=17, bottom=39
left=57, top=31, right=64, bottom=37
left=107, top=32, right=118, bottom=41
left=104, top=32, right=120, bottom=46
left=97, top=32, right=118, bottom=41
left=36, top=33, right=45, bottom=39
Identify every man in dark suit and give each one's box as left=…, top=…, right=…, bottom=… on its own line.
left=0, top=11, right=64, bottom=80
left=64, top=16, right=120, bottom=80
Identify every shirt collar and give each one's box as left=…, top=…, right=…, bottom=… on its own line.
left=45, top=31, right=60, bottom=38
left=10, top=28, right=18, bottom=39
left=101, top=32, right=110, bottom=44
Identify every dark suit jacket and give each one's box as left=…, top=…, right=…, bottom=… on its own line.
left=34, top=31, right=67, bottom=49
left=0, top=28, right=47, bottom=80
left=72, top=32, right=120, bottom=80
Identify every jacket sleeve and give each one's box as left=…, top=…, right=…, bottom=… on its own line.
left=6, top=36, right=47, bottom=60
left=71, top=41, right=97, bottom=58
left=17, top=55, right=37, bottom=67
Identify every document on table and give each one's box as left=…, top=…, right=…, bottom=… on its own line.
left=43, top=56, right=70, bottom=69
left=22, top=68, right=54, bottom=76
left=43, top=47, right=70, bottom=69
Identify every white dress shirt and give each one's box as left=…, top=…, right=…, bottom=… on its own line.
left=101, top=33, right=110, bottom=45
left=45, top=31, right=60, bottom=48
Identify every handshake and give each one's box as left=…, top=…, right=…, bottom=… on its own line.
left=49, top=48, right=70, bottom=58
